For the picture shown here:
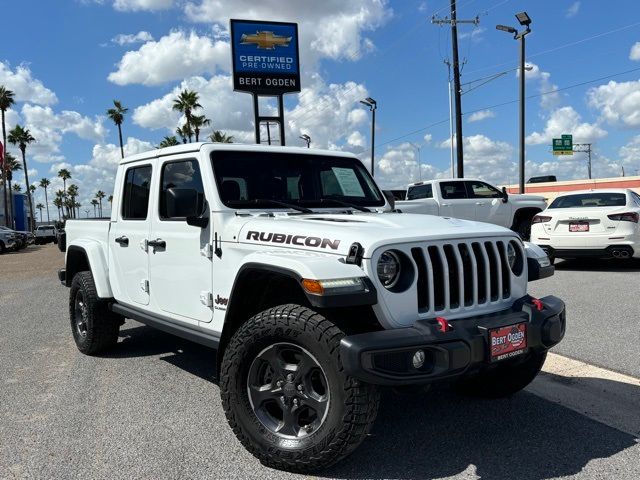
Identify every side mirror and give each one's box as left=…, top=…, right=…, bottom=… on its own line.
left=166, top=188, right=208, bottom=227
left=501, top=186, right=509, bottom=203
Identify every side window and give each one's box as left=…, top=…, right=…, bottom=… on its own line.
left=440, top=181, right=468, bottom=200
left=160, top=159, right=205, bottom=219
left=122, top=165, right=152, bottom=220
left=407, top=184, right=433, bottom=200
left=467, top=181, right=503, bottom=198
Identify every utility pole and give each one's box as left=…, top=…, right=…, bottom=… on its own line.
left=573, top=143, right=592, bottom=179
left=445, top=61, right=455, bottom=177
left=433, top=3, right=479, bottom=178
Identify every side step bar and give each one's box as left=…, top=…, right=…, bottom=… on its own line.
left=110, top=303, right=220, bottom=349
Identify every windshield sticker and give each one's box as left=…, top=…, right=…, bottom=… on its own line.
left=246, top=231, right=340, bottom=250
left=332, top=167, right=365, bottom=197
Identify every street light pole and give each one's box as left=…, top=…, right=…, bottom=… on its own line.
left=299, top=134, right=311, bottom=148
left=360, top=97, right=377, bottom=177
left=518, top=30, right=526, bottom=194
left=497, top=11, right=531, bottom=194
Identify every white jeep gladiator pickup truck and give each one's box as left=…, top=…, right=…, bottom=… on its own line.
left=396, top=179, right=547, bottom=239
left=58, top=143, right=565, bottom=472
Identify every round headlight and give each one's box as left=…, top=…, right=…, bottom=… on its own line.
left=377, top=250, right=400, bottom=288
left=507, top=242, right=517, bottom=269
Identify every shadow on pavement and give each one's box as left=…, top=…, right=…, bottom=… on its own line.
left=555, top=257, right=640, bottom=272
left=107, top=323, right=638, bottom=480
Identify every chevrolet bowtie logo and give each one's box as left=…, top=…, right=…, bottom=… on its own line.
left=240, top=31, right=292, bottom=49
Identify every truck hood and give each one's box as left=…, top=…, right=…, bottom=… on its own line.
left=229, top=212, right=516, bottom=258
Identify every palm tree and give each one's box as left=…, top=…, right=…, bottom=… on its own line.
left=172, top=90, right=201, bottom=142
left=12, top=183, right=21, bottom=192
left=39, top=178, right=51, bottom=222
left=90, top=199, right=99, bottom=217
left=106, top=100, right=128, bottom=158
left=209, top=130, right=234, bottom=143
left=58, top=168, right=71, bottom=194
left=95, top=190, right=105, bottom=217
left=158, top=135, right=180, bottom=148
left=8, top=125, right=36, bottom=230
left=4, top=152, right=20, bottom=223
left=1, top=86, right=15, bottom=226
left=53, top=196, right=63, bottom=221
left=108, top=194, right=113, bottom=204
left=67, top=184, right=79, bottom=219
left=190, top=114, right=211, bottom=142
left=29, top=184, right=36, bottom=197
left=36, top=202, right=44, bottom=222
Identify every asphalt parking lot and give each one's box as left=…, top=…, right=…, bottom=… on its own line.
left=1, top=245, right=639, bottom=479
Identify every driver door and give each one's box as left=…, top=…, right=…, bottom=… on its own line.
left=466, top=180, right=510, bottom=227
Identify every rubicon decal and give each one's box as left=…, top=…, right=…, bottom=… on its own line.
left=246, top=231, right=340, bottom=250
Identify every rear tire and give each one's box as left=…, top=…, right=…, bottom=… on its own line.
left=0, top=241, right=5, bottom=254
left=69, top=271, right=121, bottom=355
left=453, top=351, right=547, bottom=398
left=220, top=304, right=380, bottom=473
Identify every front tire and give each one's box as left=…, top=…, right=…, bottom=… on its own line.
left=69, top=271, right=121, bottom=355
left=514, top=217, right=533, bottom=241
left=453, top=351, right=547, bottom=398
left=220, top=304, right=380, bottom=473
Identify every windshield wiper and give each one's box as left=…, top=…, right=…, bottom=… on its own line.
left=316, top=198, right=372, bottom=213
left=228, top=198, right=314, bottom=214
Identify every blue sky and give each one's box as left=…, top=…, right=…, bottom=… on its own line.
left=2, top=0, right=640, bottom=215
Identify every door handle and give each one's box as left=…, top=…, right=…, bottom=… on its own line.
left=441, top=203, right=451, bottom=206
left=115, top=236, right=129, bottom=246
left=147, top=238, right=166, bottom=249
left=475, top=202, right=486, bottom=205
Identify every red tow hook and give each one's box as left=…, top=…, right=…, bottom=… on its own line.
left=531, top=298, right=544, bottom=312
left=435, top=316, right=451, bottom=333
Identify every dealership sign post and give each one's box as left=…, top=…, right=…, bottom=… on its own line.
left=230, top=19, right=301, bottom=146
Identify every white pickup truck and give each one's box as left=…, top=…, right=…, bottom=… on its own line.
left=395, top=179, right=547, bottom=239
left=58, top=143, right=565, bottom=472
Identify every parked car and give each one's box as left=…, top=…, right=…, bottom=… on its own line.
left=395, top=179, right=547, bottom=239
left=0, top=228, right=18, bottom=254
left=59, top=143, right=564, bottom=472
left=35, top=225, right=57, bottom=244
left=527, top=175, right=557, bottom=184
left=0, top=226, right=30, bottom=250
left=531, top=189, right=640, bottom=263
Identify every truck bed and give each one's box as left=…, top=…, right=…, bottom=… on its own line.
left=65, top=219, right=110, bottom=250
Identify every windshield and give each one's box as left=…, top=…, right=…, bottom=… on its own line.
left=212, top=151, right=385, bottom=209
left=548, top=192, right=627, bottom=208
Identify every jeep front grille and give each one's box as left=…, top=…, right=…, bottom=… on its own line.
left=410, top=240, right=515, bottom=314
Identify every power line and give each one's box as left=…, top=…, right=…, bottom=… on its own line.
left=363, top=65, right=640, bottom=154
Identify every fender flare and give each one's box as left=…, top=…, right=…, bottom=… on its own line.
left=66, top=240, right=113, bottom=298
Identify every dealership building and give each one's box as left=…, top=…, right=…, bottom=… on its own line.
left=0, top=185, right=32, bottom=230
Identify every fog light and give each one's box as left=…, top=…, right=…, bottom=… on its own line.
left=412, top=350, right=426, bottom=369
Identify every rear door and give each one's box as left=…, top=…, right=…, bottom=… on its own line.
left=438, top=181, right=476, bottom=221
left=108, top=162, right=154, bottom=306
left=148, top=156, right=213, bottom=325
left=466, top=180, right=511, bottom=227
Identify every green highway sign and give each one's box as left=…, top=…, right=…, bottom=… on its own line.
left=552, top=134, right=573, bottom=155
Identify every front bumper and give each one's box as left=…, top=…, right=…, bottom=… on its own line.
left=340, top=295, right=566, bottom=386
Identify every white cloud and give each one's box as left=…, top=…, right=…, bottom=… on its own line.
left=0, top=62, right=57, bottom=105
left=113, top=0, right=174, bottom=11
left=133, top=75, right=252, bottom=133
left=423, top=133, right=432, bottom=144
left=90, top=137, right=155, bottom=169
left=111, top=31, right=154, bottom=45
left=459, top=27, right=485, bottom=42
left=108, top=30, right=230, bottom=86
left=467, top=109, right=495, bottom=123
left=183, top=0, right=391, bottom=64
left=17, top=104, right=108, bottom=163
left=630, top=42, right=640, bottom=61
left=566, top=1, right=580, bottom=18
left=376, top=142, right=440, bottom=188
left=347, top=131, right=366, bottom=148
left=521, top=63, right=560, bottom=109
left=526, top=106, right=607, bottom=145
left=588, top=79, right=640, bottom=128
